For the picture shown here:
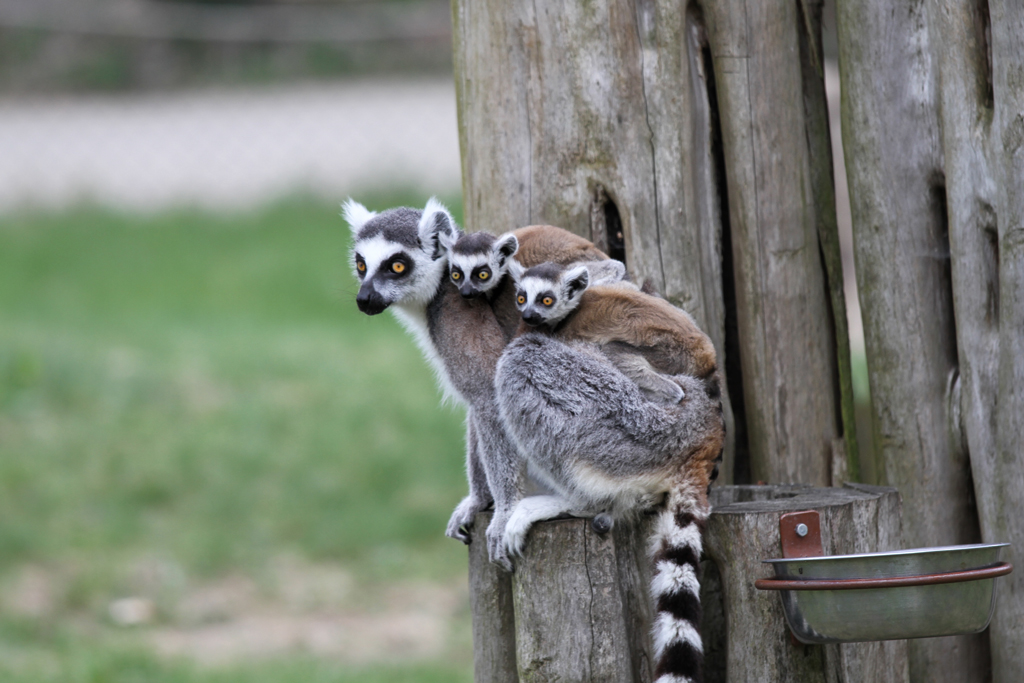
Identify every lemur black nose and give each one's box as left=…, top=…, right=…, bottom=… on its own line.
left=458, top=285, right=479, bottom=299
left=356, top=284, right=388, bottom=315
left=523, top=312, right=543, bottom=327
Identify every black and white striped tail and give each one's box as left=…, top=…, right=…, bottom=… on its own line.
left=649, top=480, right=708, bottom=683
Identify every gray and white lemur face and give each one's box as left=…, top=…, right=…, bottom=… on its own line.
left=514, top=262, right=590, bottom=328
left=443, top=231, right=519, bottom=299
left=345, top=197, right=458, bottom=315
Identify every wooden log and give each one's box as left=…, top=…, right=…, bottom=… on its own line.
left=469, top=510, right=655, bottom=683
left=833, top=0, right=984, bottom=680
left=987, top=5, right=1024, bottom=678
left=468, top=485, right=906, bottom=682
left=702, top=0, right=854, bottom=485
left=835, top=0, right=1024, bottom=679
left=925, top=2, right=1024, bottom=680
left=451, top=0, right=857, bottom=487
left=510, top=515, right=653, bottom=683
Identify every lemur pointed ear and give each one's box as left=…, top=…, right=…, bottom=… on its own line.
left=564, top=265, right=591, bottom=300
left=418, top=197, right=458, bottom=260
left=342, top=199, right=376, bottom=236
left=585, top=259, right=626, bottom=287
left=437, top=224, right=458, bottom=254
left=507, top=259, right=526, bottom=283
left=494, top=233, right=519, bottom=268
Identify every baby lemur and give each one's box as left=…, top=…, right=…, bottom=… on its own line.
left=444, top=229, right=718, bottom=403
left=441, top=225, right=610, bottom=340
left=511, top=260, right=720, bottom=404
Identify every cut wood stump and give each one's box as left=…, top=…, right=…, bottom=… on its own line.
left=469, top=484, right=907, bottom=683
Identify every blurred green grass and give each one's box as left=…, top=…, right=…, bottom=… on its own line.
left=0, top=193, right=472, bottom=682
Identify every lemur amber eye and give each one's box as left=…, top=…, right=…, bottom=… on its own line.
left=356, top=261, right=366, bottom=273
left=478, top=270, right=490, bottom=280
left=391, top=261, right=406, bottom=274
left=517, top=295, right=526, bottom=305
left=542, top=296, right=554, bottom=307
left=451, top=270, right=461, bottom=280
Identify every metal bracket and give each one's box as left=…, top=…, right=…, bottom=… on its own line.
left=779, top=510, right=823, bottom=559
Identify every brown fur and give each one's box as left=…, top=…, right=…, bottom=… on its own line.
left=565, top=286, right=716, bottom=378
left=677, top=429, right=724, bottom=500
left=516, top=283, right=719, bottom=382
left=512, top=224, right=609, bottom=267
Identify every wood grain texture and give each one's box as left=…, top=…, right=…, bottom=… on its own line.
left=987, top=4, right=1024, bottom=679
left=511, top=516, right=653, bottom=683
left=452, top=0, right=855, bottom=487
left=704, top=0, right=845, bottom=486
left=834, top=0, right=984, bottom=679
left=925, top=3, right=1003, bottom=681
left=468, top=486, right=905, bottom=682
left=469, top=512, right=519, bottom=683
left=796, top=0, right=861, bottom=483
left=836, top=0, right=1023, bottom=679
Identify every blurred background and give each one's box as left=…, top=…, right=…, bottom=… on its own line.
left=0, top=1, right=472, bottom=681
left=0, top=1, right=865, bottom=682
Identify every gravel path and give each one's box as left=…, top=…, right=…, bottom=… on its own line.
left=0, top=78, right=461, bottom=212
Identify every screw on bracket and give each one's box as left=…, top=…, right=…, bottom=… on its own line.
left=779, top=511, right=823, bottom=558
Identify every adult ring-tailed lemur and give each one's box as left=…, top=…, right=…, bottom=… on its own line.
left=346, top=198, right=607, bottom=570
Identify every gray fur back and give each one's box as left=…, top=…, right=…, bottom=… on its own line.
left=495, top=334, right=721, bottom=498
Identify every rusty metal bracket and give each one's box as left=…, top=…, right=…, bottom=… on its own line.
left=779, top=510, right=823, bottom=559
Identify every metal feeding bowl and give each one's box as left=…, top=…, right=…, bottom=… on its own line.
left=754, top=511, right=1012, bottom=644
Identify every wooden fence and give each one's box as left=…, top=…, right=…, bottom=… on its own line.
left=451, top=0, right=1022, bottom=681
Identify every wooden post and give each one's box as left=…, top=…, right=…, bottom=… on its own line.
left=469, top=485, right=906, bottom=683
left=452, top=0, right=858, bottom=488
left=835, top=0, right=1024, bottom=680
left=704, top=483, right=906, bottom=683
left=468, top=513, right=519, bottom=683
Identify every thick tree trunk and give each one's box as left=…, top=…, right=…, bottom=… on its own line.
left=452, top=0, right=857, bottom=488
left=469, top=485, right=906, bottom=683
left=835, top=0, right=1023, bottom=679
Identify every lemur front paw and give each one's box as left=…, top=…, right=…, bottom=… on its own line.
left=501, top=495, right=580, bottom=558
left=672, top=374, right=710, bottom=403
left=664, top=380, right=686, bottom=404
left=485, top=513, right=514, bottom=572
left=502, top=506, right=535, bottom=558
left=639, top=380, right=685, bottom=404
left=445, top=495, right=485, bottom=545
